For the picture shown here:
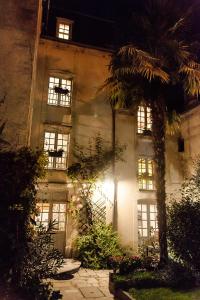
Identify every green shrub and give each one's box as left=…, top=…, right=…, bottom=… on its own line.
left=133, top=271, right=163, bottom=289
left=75, top=222, right=122, bottom=269
left=168, top=159, right=200, bottom=271
left=159, top=260, right=196, bottom=289
left=19, top=222, right=64, bottom=290
left=119, top=256, right=142, bottom=275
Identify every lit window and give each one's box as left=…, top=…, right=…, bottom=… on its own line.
left=44, top=132, right=70, bottom=169
left=138, top=158, right=154, bottom=190
left=48, top=76, right=72, bottom=107
left=137, top=106, right=152, bottom=134
left=36, top=203, right=66, bottom=231
left=52, top=203, right=66, bottom=231
left=58, top=23, right=70, bottom=40
left=137, top=202, right=158, bottom=238
left=36, top=203, right=50, bottom=228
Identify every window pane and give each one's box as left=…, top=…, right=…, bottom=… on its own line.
left=58, top=23, right=70, bottom=40
left=48, top=77, right=59, bottom=105
left=137, top=106, right=152, bottom=133
left=59, top=79, right=72, bottom=107
left=138, top=158, right=154, bottom=190
left=44, top=132, right=56, bottom=168
left=137, top=202, right=158, bottom=240
left=56, top=134, right=70, bottom=169
left=52, top=204, right=66, bottom=231
left=143, top=229, right=148, bottom=237
left=36, top=203, right=50, bottom=228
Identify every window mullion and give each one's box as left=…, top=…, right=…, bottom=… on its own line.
left=145, top=106, right=147, bottom=130
left=53, top=133, right=58, bottom=168
left=147, top=204, right=150, bottom=238
left=58, top=79, right=61, bottom=105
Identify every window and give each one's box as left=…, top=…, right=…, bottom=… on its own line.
left=137, top=202, right=158, bottom=238
left=36, top=203, right=66, bottom=231
left=137, top=105, right=152, bottom=134
left=52, top=203, right=66, bottom=231
left=56, top=19, right=73, bottom=40
left=138, top=158, right=154, bottom=190
left=48, top=76, right=72, bottom=107
left=44, top=132, right=70, bottom=169
left=58, top=23, right=70, bottom=40
left=36, top=203, right=50, bottom=228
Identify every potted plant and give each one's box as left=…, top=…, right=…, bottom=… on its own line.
left=48, top=149, right=64, bottom=157
left=54, top=86, right=69, bottom=95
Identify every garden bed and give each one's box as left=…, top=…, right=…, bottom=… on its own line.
left=129, top=287, right=200, bottom=300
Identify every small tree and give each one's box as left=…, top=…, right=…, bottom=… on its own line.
left=168, top=159, right=200, bottom=270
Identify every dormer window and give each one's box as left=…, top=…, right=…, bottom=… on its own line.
left=56, top=18, right=73, bottom=40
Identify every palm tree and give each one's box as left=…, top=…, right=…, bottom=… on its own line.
left=106, top=0, right=200, bottom=265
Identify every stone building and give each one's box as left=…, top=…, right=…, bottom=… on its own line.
left=1, top=2, right=200, bottom=256
left=0, top=0, right=42, bottom=147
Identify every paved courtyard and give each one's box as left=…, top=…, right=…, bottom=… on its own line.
left=52, top=268, right=116, bottom=300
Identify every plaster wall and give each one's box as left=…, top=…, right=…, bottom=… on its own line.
left=181, top=105, right=200, bottom=175
left=0, top=0, right=42, bottom=147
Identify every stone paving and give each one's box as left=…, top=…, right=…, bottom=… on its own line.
left=52, top=268, right=116, bottom=300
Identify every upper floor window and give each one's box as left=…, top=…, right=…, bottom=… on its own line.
left=137, top=106, right=152, bottom=134
left=48, top=76, right=72, bottom=107
left=138, top=158, right=154, bottom=190
left=56, top=18, right=73, bottom=40
left=137, top=202, right=158, bottom=239
left=44, top=131, right=70, bottom=169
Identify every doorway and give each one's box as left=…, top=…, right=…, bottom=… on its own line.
left=36, top=202, right=67, bottom=254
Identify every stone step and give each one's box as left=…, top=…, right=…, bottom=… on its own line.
left=57, top=258, right=81, bottom=275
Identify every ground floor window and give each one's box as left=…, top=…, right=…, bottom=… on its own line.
left=137, top=202, right=158, bottom=240
left=36, top=202, right=67, bottom=231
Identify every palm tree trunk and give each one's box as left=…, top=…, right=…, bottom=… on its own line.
left=151, top=99, right=168, bottom=266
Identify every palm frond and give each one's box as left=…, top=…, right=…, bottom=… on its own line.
left=166, top=110, right=181, bottom=136
left=114, top=45, right=170, bottom=83
left=168, top=17, right=185, bottom=35
left=179, top=61, right=200, bottom=96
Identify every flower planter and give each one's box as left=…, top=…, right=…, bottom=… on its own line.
left=48, top=150, right=64, bottom=157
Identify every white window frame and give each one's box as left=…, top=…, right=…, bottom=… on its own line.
left=137, top=105, right=152, bottom=134
left=137, top=201, right=158, bottom=239
left=36, top=202, right=67, bottom=231
left=138, top=157, right=154, bottom=190
left=56, top=18, right=73, bottom=40
left=44, top=131, right=70, bottom=170
left=48, top=76, right=72, bottom=107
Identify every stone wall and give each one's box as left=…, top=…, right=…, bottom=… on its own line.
left=0, top=0, right=42, bottom=147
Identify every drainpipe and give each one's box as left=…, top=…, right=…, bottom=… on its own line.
left=112, top=107, right=118, bottom=230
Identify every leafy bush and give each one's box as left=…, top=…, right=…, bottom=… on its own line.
left=168, top=160, right=200, bottom=271
left=75, top=222, right=122, bottom=269
left=159, top=260, right=196, bottom=289
left=19, top=222, right=64, bottom=297
left=0, top=148, right=62, bottom=299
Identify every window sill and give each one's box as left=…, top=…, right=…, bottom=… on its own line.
left=137, top=133, right=152, bottom=139
left=46, top=168, right=67, bottom=172
left=47, top=103, right=71, bottom=109
left=139, top=189, right=155, bottom=192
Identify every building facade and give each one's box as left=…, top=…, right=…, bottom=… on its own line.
left=1, top=3, right=199, bottom=256
left=30, top=8, right=188, bottom=255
